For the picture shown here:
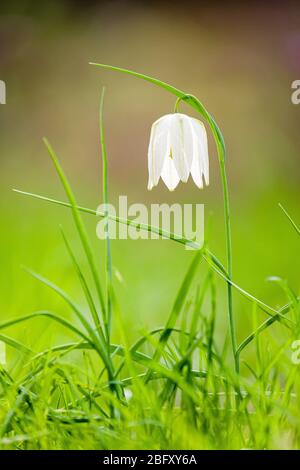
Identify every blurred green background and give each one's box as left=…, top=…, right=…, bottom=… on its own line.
left=0, top=1, right=299, bottom=367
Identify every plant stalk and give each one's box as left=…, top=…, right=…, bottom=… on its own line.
left=99, top=87, right=113, bottom=344
left=182, top=95, right=239, bottom=374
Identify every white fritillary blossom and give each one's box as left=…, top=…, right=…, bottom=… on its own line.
left=147, top=113, right=209, bottom=191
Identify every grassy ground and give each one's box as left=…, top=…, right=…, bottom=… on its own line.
left=0, top=192, right=299, bottom=450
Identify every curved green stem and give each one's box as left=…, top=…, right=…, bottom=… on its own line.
left=218, top=151, right=238, bottom=373
left=51, top=62, right=240, bottom=372
left=177, top=94, right=238, bottom=373
left=174, top=96, right=183, bottom=113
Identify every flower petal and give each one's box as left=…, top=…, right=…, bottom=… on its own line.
left=148, top=115, right=172, bottom=189
left=160, top=149, right=180, bottom=191
left=190, top=118, right=209, bottom=187
left=147, top=121, right=156, bottom=190
left=169, top=114, right=193, bottom=182
left=190, top=150, right=204, bottom=188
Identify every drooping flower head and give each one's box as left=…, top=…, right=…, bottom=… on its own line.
left=148, top=113, right=209, bottom=191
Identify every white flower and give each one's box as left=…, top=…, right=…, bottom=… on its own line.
left=148, top=113, right=209, bottom=191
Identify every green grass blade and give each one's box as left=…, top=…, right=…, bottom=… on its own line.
left=0, top=311, right=92, bottom=344
left=12, top=189, right=201, bottom=249
left=14, top=189, right=292, bottom=326
left=0, top=334, right=33, bottom=355
left=23, top=266, right=98, bottom=337
left=279, top=203, right=300, bottom=236
left=267, top=276, right=300, bottom=317
left=89, top=63, right=226, bottom=162
left=43, top=139, right=105, bottom=327
left=145, top=252, right=202, bottom=382
left=23, top=267, right=115, bottom=377
left=32, top=341, right=151, bottom=367
left=99, top=87, right=113, bottom=341
left=89, top=62, right=184, bottom=98
left=236, top=299, right=297, bottom=356
left=202, top=252, right=293, bottom=325
left=164, top=252, right=202, bottom=336
left=59, top=226, right=106, bottom=342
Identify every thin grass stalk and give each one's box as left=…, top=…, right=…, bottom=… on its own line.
left=278, top=203, right=300, bottom=236
left=59, top=226, right=106, bottom=343
left=43, top=139, right=106, bottom=329
left=181, top=94, right=238, bottom=373
left=99, top=88, right=113, bottom=343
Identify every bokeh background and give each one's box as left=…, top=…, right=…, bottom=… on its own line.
left=0, top=1, right=299, bottom=367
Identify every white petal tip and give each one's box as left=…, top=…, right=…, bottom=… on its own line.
left=163, top=180, right=179, bottom=191
left=148, top=179, right=155, bottom=190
